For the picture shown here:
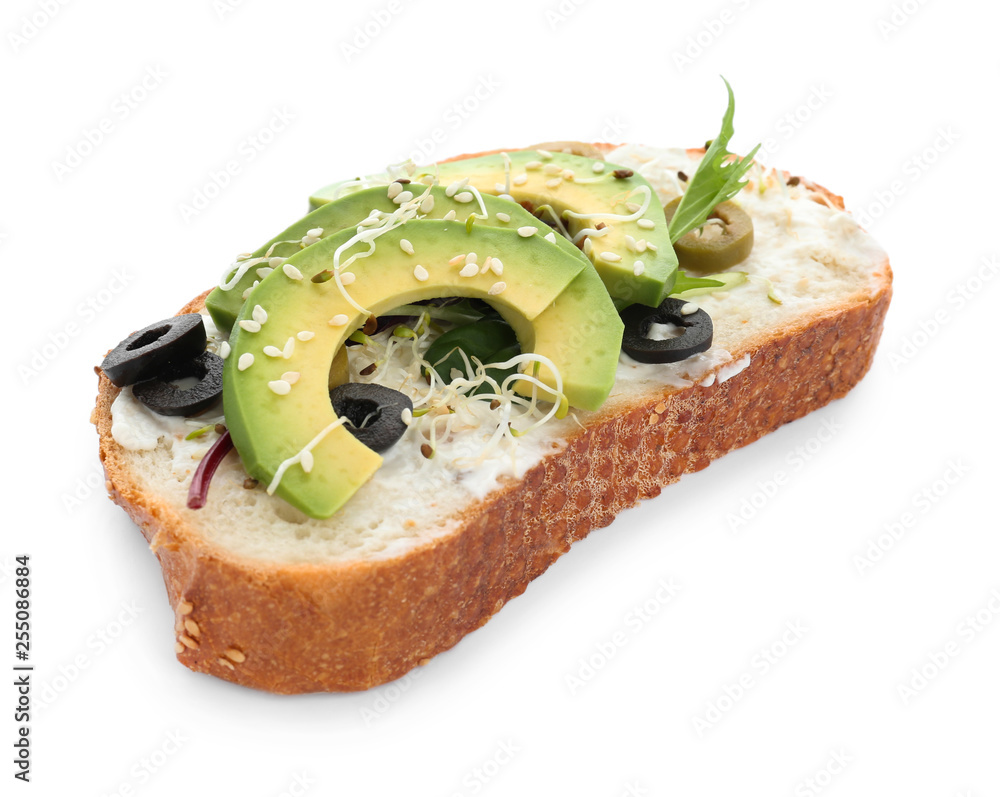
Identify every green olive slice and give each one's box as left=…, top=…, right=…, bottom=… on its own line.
left=663, top=197, right=754, bottom=273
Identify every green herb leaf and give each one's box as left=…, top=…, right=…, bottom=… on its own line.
left=667, top=77, right=761, bottom=245
left=184, top=424, right=215, bottom=441
left=671, top=270, right=748, bottom=299
left=424, top=319, right=521, bottom=394
left=671, top=271, right=725, bottom=295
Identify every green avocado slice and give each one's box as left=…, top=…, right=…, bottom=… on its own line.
left=224, top=218, right=616, bottom=519
left=310, top=149, right=678, bottom=307
left=206, top=183, right=593, bottom=334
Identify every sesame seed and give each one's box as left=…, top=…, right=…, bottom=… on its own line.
left=459, top=263, right=479, bottom=277
left=599, top=251, right=622, bottom=262
left=525, top=160, right=543, bottom=170
left=268, top=380, right=291, bottom=395
left=413, top=264, right=429, bottom=281
left=256, top=266, right=273, bottom=279
left=637, top=218, right=655, bottom=230
left=400, top=239, right=414, bottom=254
left=543, top=163, right=561, bottom=175
left=546, top=178, right=561, bottom=189
left=301, top=235, right=319, bottom=246
left=561, top=169, right=575, bottom=180
left=175, top=642, right=185, bottom=654
left=636, top=239, right=648, bottom=252
left=268, top=257, right=285, bottom=267
left=445, top=178, right=468, bottom=197
left=419, top=194, right=435, bottom=213
left=387, top=182, right=403, bottom=199
left=282, top=263, right=303, bottom=280
left=497, top=193, right=515, bottom=202
left=625, top=202, right=640, bottom=213
left=494, top=182, right=506, bottom=193
left=340, top=272, right=356, bottom=285
left=307, top=227, right=323, bottom=238
left=179, top=634, right=198, bottom=649
left=496, top=212, right=511, bottom=223
left=512, top=174, right=527, bottom=186
left=625, top=235, right=638, bottom=252
left=252, top=305, right=267, bottom=324
left=633, top=260, right=645, bottom=276
left=401, top=407, right=412, bottom=425
left=490, top=258, right=503, bottom=275
left=178, top=601, right=193, bottom=615
left=224, top=648, right=246, bottom=663
left=488, top=281, right=506, bottom=295
left=443, top=209, right=457, bottom=220
left=592, top=162, right=606, bottom=173
left=392, top=190, right=414, bottom=205
left=239, top=319, right=261, bottom=333
left=454, top=191, right=474, bottom=203
left=238, top=353, right=254, bottom=371
left=300, top=449, right=314, bottom=473
left=296, top=330, right=314, bottom=341
left=681, top=302, right=699, bottom=315
left=465, top=252, right=478, bottom=264
left=544, top=232, right=557, bottom=243
left=583, top=238, right=593, bottom=255
left=184, top=619, right=200, bottom=637
left=358, top=216, right=380, bottom=227
left=448, top=254, right=465, bottom=266
left=646, top=242, right=658, bottom=251
left=219, top=341, right=231, bottom=359
left=517, top=226, right=536, bottom=237
left=218, top=657, right=235, bottom=670
left=283, top=337, right=295, bottom=358
left=263, top=346, right=282, bottom=357
left=536, top=148, right=553, bottom=159
left=329, top=314, right=349, bottom=327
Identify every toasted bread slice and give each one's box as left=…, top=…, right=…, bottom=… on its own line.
left=91, top=143, right=892, bottom=693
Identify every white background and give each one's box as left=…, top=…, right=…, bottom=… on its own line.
left=3, top=0, right=998, bottom=794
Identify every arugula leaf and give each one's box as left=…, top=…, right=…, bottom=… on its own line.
left=667, top=78, right=761, bottom=245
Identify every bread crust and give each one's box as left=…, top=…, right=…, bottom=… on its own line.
left=92, top=147, right=892, bottom=693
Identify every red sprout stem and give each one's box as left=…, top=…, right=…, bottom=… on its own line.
left=187, top=431, right=235, bottom=509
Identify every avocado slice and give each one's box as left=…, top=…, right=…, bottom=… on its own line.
left=310, top=150, right=678, bottom=307
left=207, top=183, right=594, bottom=334
left=224, top=218, right=617, bottom=519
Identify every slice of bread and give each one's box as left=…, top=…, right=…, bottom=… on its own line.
left=91, top=143, right=892, bottom=693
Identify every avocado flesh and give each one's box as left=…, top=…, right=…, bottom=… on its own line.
left=506, top=265, right=624, bottom=412
left=310, top=150, right=678, bottom=307
left=207, top=184, right=593, bottom=334
left=224, top=219, right=617, bottom=519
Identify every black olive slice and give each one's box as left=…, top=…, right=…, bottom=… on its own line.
left=132, top=351, right=223, bottom=416
left=330, top=383, right=413, bottom=453
left=620, top=298, right=713, bottom=364
left=101, top=314, right=207, bottom=387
